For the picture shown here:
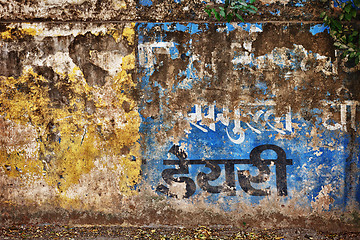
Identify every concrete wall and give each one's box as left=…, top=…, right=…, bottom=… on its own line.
left=0, top=0, right=359, bottom=229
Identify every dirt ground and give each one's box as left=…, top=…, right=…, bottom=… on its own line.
left=0, top=225, right=360, bottom=240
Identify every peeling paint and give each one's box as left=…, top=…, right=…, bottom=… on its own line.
left=311, top=184, right=335, bottom=212
left=138, top=22, right=360, bottom=219
left=0, top=23, right=141, bottom=211
left=0, top=2, right=359, bottom=228
left=0, top=26, right=40, bottom=40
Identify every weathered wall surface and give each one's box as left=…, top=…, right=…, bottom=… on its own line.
left=0, top=0, right=360, bottom=230
left=0, top=0, right=327, bottom=21
left=138, top=22, right=360, bottom=227
left=0, top=22, right=142, bottom=214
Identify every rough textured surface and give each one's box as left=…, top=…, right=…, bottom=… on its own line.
left=1, top=225, right=360, bottom=239
left=0, top=0, right=329, bottom=22
left=0, top=0, right=359, bottom=231
left=0, top=22, right=141, bottom=213
left=137, top=21, right=360, bottom=228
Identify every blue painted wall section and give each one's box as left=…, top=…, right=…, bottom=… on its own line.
left=139, top=0, right=153, bottom=6
left=137, top=22, right=360, bottom=212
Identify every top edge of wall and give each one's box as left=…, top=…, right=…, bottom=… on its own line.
left=0, top=0, right=331, bottom=22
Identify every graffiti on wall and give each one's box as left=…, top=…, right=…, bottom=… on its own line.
left=186, top=100, right=359, bottom=145
left=187, top=102, right=292, bottom=145
left=157, top=144, right=293, bottom=198
left=138, top=22, right=360, bottom=207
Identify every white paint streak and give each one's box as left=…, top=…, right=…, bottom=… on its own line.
left=0, top=118, right=39, bottom=159
left=243, top=42, right=252, bottom=52
left=138, top=42, right=175, bottom=68
left=322, top=101, right=358, bottom=132
left=187, top=102, right=293, bottom=144
left=232, top=44, right=335, bottom=76
left=232, top=51, right=253, bottom=65
left=249, top=24, right=263, bottom=33
left=34, top=52, right=78, bottom=75
left=89, top=50, right=125, bottom=76
left=5, top=23, right=110, bottom=40
left=314, top=151, right=323, bottom=157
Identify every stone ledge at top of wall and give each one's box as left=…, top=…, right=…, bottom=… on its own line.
left=0, top=0, right=331, bottom=22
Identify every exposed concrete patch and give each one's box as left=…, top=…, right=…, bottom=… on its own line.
left=0, top=117, right=39, bottom=159
left=64, top=155, right=125, bottom=212
left=311, top=184, right=335, bottom=212
left=252, top=24, right=335, bottom=59
left=168, top=182, right=188, bottom=199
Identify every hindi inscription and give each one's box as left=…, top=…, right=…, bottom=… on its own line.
left=156, top=144, right=293, bottom=198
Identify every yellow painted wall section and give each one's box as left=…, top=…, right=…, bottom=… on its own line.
left=0, top=23, right=141, bottom=211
